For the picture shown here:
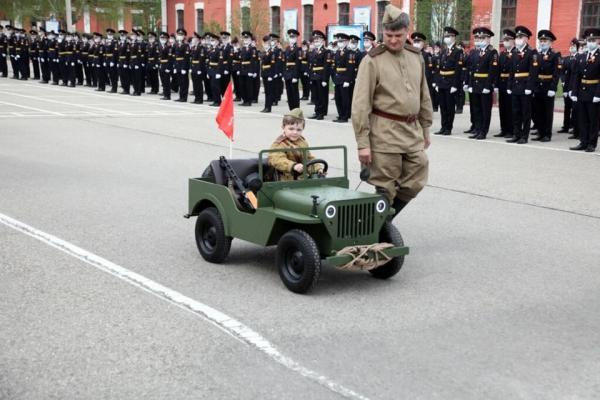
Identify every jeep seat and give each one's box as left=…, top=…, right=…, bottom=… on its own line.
left=208, top=158, right=271, bottom=186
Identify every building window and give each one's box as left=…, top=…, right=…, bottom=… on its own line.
left=303, top=4, right=313, bottom=41
left=271, top=6, right=281, bottom=35
left=241, top=6, right=250, bottom=31
left=500, top=0, right=517, bottom=33
left=176, top=9, right=184, bottom=30
left=581, top=0, right=600, bottom=37
left=196, top=9, right=204, bottom=33
left=338, top=2, right=349, bottom=25
left=376, top=1, right=389, bottom=40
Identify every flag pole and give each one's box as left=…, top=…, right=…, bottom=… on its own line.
left=229, top=139, right=232, bottom=159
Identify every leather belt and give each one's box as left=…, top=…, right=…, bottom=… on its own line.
left=372, top=108, right=418, bottom=123
left=209, top=62, right=219, bottom=66
left=130, top=55, right=137, bottom=59
left=312, top=66, right=324, bottom=71
left=175, top=57, right=184, bottom=60
left=160, top=60, right=168, bottom=63
left=191, top=60, right=200, bottom=64
left=241, top=61, right=251, bottom=64
left=336, top=67, right=347, bottom=72
left=440, top=70, right=455, bottom=76
left=286, top=62, right=296, bottom=66
left=538, top=74, right=553, bottom=80
left=262, top=65, right=271, bottom=69
left=514, top=72, right=529, bottom=78
left=474, top=73, right=489, bottom=78
left=119, top=56, right=126, bottom=59
left=105, top=53, right=113, bottom=56
left=582, top=79, right=599, bottom=84
left=500, top=73, right=510, bottom=78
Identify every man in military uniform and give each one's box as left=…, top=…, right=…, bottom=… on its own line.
left=411, top=32, right=437, bottom=115
left=219, top=31, right=232, bottom=96
left=16, top=29, right=30, bottom=80
left=299, top=40, right=310, bottom=100
left=117, top=30, right=131, bottom=94
left=332, top=32, right=355, bottom=123
left=190, top=32, right=206, bottom=104
left=158, top=32, right=173, bottom=100
left=434, top=26, right=463, bottom=135
left=531, top=30, right=561, bottom=142
left=559, top=39, right=580, bottom=136
left=352, top=4, right=432, bottom=219
left=72, top=32, right=84, bottom=85
left=494, top=29, right=516, bottom=138
left=260, top=34, right=277, bottom=113
left=569, top=29, right=600, bottom=153
left=231, top=37, right=242, bottom=101
left=309, top=30, right=329, bottom=120
left=172, top=28, right=190, bottom=102
left=466, top=27, right=498, bottom=140
left=206, top=32, right=224, bottom=106
left=0, top=25, right=7, bottom=78
left=48, top=31, right=60, bottom=85
left=38, top=28, right=51, bottom=83
left=201, top=33, right=213, bottom=103
left=91, top=32, right=106, bottom=91
left=506, top=26, right=539, bottom=144
left=59, top=31, right=75, bottom=86
left=462, top=41, right=478, bottom=134
left=129, top=30, right=145, bottom=96
left=283, top=29, right=301, bottom=110
left=104, top=28, right=119, bottom=93
left=80, top=33, right=92, bottom=86
left=29, top=30, right=40, bottom=80
left=239, top=31, right=259, bottom=106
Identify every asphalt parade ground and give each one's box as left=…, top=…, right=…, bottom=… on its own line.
left=1, top=77, right=600, bottom=400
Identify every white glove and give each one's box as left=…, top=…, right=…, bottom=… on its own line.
left=468, top=87, right=473, bottom=93
left=215, top=74, right=221, bottom=79
left=292, top=78, right=298, bottom=83
left=463, top=84, right=469, bottom=91
left=197, top=71, right=201, bottom=75
left=547, top=90, right=556, bottom=97
left=524, top=89, right=532, bottom=95
left=593, top=97, right=600, bottom=103
left=173, top=69, right=177, bottom=74
left=236, top=71, right=240, bottom=75
left=103, top=62, right=106, bottom=67
left=482, top=88, right=490, bottom=94
left=432, top=83, right=437, bottom=87
left=507, top=89, right=512, bottom=94
left=40, top=58, right=44, bottom=62
left=494, top=87, right=499, bottom=93
left=110, top=62, right=114, bottom=67
left=165, top=69, right=170, bottom=73
left=571, top=96, right=578, bottom=102
left=342, top=82, right=350, bottom=88
left=134, top=65, right=139, bottom=70
left=141, top=63, right=145, bottom=67
left=435, top=86, right=439, bottom=92
left=304, top=72, right=309, bottom=76
left=450, top=87, right=457, bottom=94
left=321, top=81, right=327, bottom=87
left=224, top=70, right=229, bottom=75
left=563, top=92, right=568, bottom=98
left=181, top=69, right=187, bottom=74
left=71, top=62, right=75, bottom=66
left=268, top=77, right=273, bottom=81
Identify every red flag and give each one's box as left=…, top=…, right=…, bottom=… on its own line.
left=215, top=81, right=234, bottom=141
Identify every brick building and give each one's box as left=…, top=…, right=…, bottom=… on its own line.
left=164, top=0, right=599, bottom=54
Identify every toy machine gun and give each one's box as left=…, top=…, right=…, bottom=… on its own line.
left=219, top=156, right=258, bottom=211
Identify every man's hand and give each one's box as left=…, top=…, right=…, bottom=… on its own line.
left=482, top=88, right=490, bottom=94
left=292, top=78, right=298, bottom=83
left=424, top=130, right=431, bottom=149
left=321, top=81, right=327, bottom=87
left=450, top=87, right=457, bottom=94
left=342, top=82, right=350, bottom=88
left=507, top=89, right=512, bottom=94
left=293, top=163, right=304, bottom=173
left=524, top=89, right=532, bottom=95
left=358, top=148, right=371, bottom=164
left=547, top=90, right=556, bottom=97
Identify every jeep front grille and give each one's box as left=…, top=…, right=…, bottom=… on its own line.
left=337, top=203, right=375, bottom=238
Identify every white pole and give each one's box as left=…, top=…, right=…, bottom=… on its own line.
left=161, top=0, right=168, bottom=32
left=65, top=0, right=73, bottom=30
left=229, top=140, right=233, bottom=159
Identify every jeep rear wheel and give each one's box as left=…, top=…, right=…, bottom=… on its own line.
left=195, top=207, right=232, bottom=263
left=369, top=222, right=405, bottom=279
left=277, top=229, right=321, bottom=294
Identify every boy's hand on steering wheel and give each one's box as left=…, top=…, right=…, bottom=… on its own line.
left=293, top=163, right=304, bottom=173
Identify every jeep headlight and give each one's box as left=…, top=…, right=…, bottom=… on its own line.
left=325, top=205, right=337, bottom=219
left=376, top=199, right=387, bottom=213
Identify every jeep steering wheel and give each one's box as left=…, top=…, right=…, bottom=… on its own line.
left=306, top=159, right=328, bottom=179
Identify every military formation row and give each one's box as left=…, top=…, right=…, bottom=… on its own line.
left=421, top=25, right=599, bottom=153
left=0, top=25, right=379, bottom=124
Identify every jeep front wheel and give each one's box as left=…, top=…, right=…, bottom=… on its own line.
left=277, top=229, right=321, bottom=294
left=195, top=207, right=232, bottom=263
left=369, top=222, right=405, bottom=279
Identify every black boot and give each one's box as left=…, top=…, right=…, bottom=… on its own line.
left=388, top=198, right=408, bottom=221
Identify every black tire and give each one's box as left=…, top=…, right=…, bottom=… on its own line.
left=369, top=222, right=405, bottom=279
left=195, top=207, right=232, bottom=263
left=276, top=229, right=321, bottom=294
left=201, top=164, right=216, bottom=183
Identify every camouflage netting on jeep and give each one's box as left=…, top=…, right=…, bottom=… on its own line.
left=336, top=243, right=394, bottom=271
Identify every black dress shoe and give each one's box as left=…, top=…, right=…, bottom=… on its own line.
left=333, top=118, right=348, bottom=123
left=455, top=109, right=463, bottom=114
left=307, top=101, right=314, bottom=105
left=506, top=137, right=519, bottom=143
left=300, top=96, right=309, bottom=100
left=585, top=146, right=596, bottom=152
left=557, top=128, right=569, bottom=133
left=260, top=108, right=271, bottom=113
left=95, top=88, right=105, bottom=91
left=517, top=138, right=528, bottom=144
left=210, top=102, right=221, bottom=107
left=175, top=98, right=187, bottom=102
left=433, top=130, right=444, bottom=135
left=160, top=97, right=171, bottom=100
left=442, top=131, right=451, bottom=135
left=464, top=128, right=474, bottom=133
left=476, top=134, right=487, bottom=140
left=316, top=115, right=324, bottom=120
left=531, top=136, right=542, bottom=141
left=193, top=99, right=203, bottom=104
left=51, top=82, right=58, bottom=85
left=568, top=135, right=579, bottom=140
left=539, top=137, right=551, bottom=142
left=308, top=114, right=319, bottom=119
left=493, top=132, right=506, bottom=137
left=570, top=144, right=586, bottom=151
left=240, top=102, right=251, bottom=106
left=110, top=89, right=117, bottom=93
left=120, top=91, right=129, bottom=95
left=468, top=133, right=479, bottom=139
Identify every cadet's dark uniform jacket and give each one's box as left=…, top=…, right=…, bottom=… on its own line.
left=508, top=45, right=539, bottom=94
left=468, top=45, right=499, bottom=93
left=436, top=44, right=463, bottom=89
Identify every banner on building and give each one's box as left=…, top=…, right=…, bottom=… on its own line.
left=353, top=6, right=371, bottom=31
left=326, top=24, right=365, bottom=49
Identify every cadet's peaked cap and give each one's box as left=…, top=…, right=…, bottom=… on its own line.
left=287, top=28, right=299, bottom=36
left=136, top=29, right=145, bottom=36
left=570, top=37, right=579, bottom=45
left=363, top=31, right=375, bottom=41
left=410, top=32, right=427, bottom=41
left=473, top=27, right=494, bottom=37
left=583, top=28, right=600, bottom=39
left=537, top=29, right=556, bottom=41
left=262, top=34, right=270, bottom=42
left=58, top=29, right=67, bottom=34
left=502, top=29, right=516, bottom=39
left=382, top=4, right=403, bottom=24
left=159, top=31, right=168, bottom=38
left=106, top=28, right=115, bottom=34
left=29, top=30, right=38, bottom=35
left=515, top=26, right=532, bottom=38
left=444, top=26, right=459, bottom=36
left=208, top=32, right=220, bottom=39
left=39, top=27, right=46, bottom=33
left=349, top=34, right=360, bottom=41
left=269, top=33, right=280, bottom=39
left=284, top=108, right=304, bottom=120
left=193, top=31, right=201, bottom=39
left=148, top=31, right=157, bottom=37
left=118, top=29, right=128, bottom=34
left=220, top=31, right=231, bottom=36
left=312, top=30, right=325, bottom=39
left=176, top=28, right=187, bottom=36
left=93, top=32, right=102, bottom=37
left=335, top=32, right=349, bottom=40
left=241, top=31, right=252, bottom=38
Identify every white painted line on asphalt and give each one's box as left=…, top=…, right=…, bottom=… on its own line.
left=0, top=212, right=370, bottom=400
left=0, top=99, right=65, bottom=116
left=0, top=90, right=134, bottom=116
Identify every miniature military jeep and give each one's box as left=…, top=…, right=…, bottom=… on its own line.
left=185, top=146, right=409, bottom=293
